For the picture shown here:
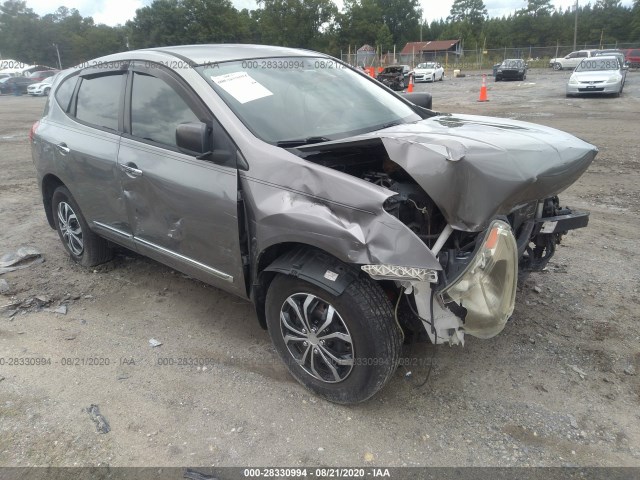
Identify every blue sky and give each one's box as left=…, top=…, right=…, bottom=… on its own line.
left=25, top=0, right=634, bottom=27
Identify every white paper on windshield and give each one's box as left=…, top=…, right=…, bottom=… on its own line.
left=210, top=72, right=273, bottom=104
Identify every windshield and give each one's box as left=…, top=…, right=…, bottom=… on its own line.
left=576, top=58, right=619, bottom=72
left=197, top=57, right=421, bottom=144
left=417, top=63, right=437, bottom=69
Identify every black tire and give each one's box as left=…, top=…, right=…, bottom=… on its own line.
left=522, top=73, right=526, bottom=80
left=399, top=80, right=405, bottom=90
left=43, top=87, right=50, bottom=96
left=51, top=186, right=113, bottom=267
left=553, top=63, right=562, bottom=71
left=265, top=272, right=402, bottom=404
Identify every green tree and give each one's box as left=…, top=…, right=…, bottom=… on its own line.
left=375, top=23, right=393, bottom=52
left=257, top=0, right=338, bottom=49
left=448, top=0, right=487, bottom=24
left=523, top=0, right=554, bottom=17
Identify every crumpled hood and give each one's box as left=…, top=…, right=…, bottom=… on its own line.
left=304, top=114, right=598, bottom=232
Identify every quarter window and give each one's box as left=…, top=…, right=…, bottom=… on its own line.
left=130, top=72, right=200, bottom=147
left=75, top=73, right=123, bottom=130
left=55, top=74, right=77, bottom=112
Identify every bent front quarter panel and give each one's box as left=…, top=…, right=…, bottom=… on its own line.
left=237, top=144, right=442, bottom=271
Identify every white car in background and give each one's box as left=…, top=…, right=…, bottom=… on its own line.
left=566, top=56, right=624, bottom=97
left=27, top=74, right=56, bottom=96
left=413, top=62, right=444, bottom=82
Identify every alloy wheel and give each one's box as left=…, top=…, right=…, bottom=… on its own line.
left=57, top=201, right=83, bottom=256
left=279, top=293, right=354, bottom=383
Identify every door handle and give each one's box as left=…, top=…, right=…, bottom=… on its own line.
left=56, top=143, right=70, bottom=155
left=120, top=163, right=143, bottom=177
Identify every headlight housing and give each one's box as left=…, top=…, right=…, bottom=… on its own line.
left=569, top=76, right=579, bottom=85
left=439, top=220, right=518, bottom=339
left=607, top=75, right=621, bottom=83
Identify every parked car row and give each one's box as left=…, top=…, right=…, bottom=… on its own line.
left=0, top=76, right=37, bottom=94
left=0, top=70, right=59, bottom=95
left=550, top=48, right=638, bottom=70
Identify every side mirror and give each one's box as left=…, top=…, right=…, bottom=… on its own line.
left=176, top=122, right=210, bottom=155
left=403, top=92, right=432, bottom=110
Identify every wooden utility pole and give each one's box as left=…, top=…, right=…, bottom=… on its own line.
left=573, top=0, right=578, bottom=52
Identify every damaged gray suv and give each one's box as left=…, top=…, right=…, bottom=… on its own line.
left=31, top=45, right=597, bottom=403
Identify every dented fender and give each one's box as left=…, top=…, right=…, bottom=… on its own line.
left=239, top=165, right=441, bottom=272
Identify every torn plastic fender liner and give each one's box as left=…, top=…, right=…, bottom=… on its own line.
left=264, top=247, right=358, bottom=296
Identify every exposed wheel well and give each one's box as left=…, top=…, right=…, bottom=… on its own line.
left=251, top=242, right=357, bottom=329
left=41, top=174, right=65, bottom=229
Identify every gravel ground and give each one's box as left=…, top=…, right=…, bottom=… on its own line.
left=0, top=67, right=638, bottom=468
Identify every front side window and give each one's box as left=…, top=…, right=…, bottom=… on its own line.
left=75, top=73, right=123, bottom=130
left=130, top=72, right=200, bottom=146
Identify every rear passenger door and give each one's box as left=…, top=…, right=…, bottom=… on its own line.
left=117, top=62, right=246, bottom=295
left=42, top=64, right=134, bottom=248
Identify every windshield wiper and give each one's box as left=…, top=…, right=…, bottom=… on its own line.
left=276, top=136, right=332, bottom=148
left=373, top=121, right=403, bottom=132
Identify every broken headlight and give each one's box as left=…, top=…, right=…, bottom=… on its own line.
left=439, top=220, right=518, bottom=339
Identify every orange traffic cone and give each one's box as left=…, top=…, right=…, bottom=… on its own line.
left=407, top=74, right=414, bottom=92
left=478, top=74, right=488, bottom=102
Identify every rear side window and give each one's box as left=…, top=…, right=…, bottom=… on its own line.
left=55, top=75, right=77, bottom=112
left=75, top=73, right=123, bottom=131
left=130, top=72, right=199, bottom=146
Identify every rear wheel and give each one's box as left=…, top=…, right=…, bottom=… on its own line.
left=266, top=272, right=402, bottom=404
left=52, top=186, right=113, bottom=267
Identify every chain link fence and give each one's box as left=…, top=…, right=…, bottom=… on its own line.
left=341, top=42, right=640, bottom=70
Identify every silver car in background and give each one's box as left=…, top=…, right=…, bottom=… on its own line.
left=31, top=44, right=597, bottom=404
left=566, top=56, right=624, bottom=97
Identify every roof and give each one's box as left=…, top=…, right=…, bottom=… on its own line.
left=400, top=40, right=459, bottom=55
left=139, top=44, right=323, bottom=65
left=357, top=44, right=376, bottom=53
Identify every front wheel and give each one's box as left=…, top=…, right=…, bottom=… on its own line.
left=553, top=63, right=562, bottom=71
left=266, top=272, right=402, bottom=404
left=52, top=186, right=113, bottom=267
left=43, top=87, right=50, bottom=96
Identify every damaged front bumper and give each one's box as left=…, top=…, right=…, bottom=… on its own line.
left=412, top=220, right=518, bottom=344
left=362, top=208, right=589, bottom=345
left=361, top=220, right=518, bottom=345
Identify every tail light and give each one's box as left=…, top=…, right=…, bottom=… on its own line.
left=29, top=121, right=40, bottom=142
